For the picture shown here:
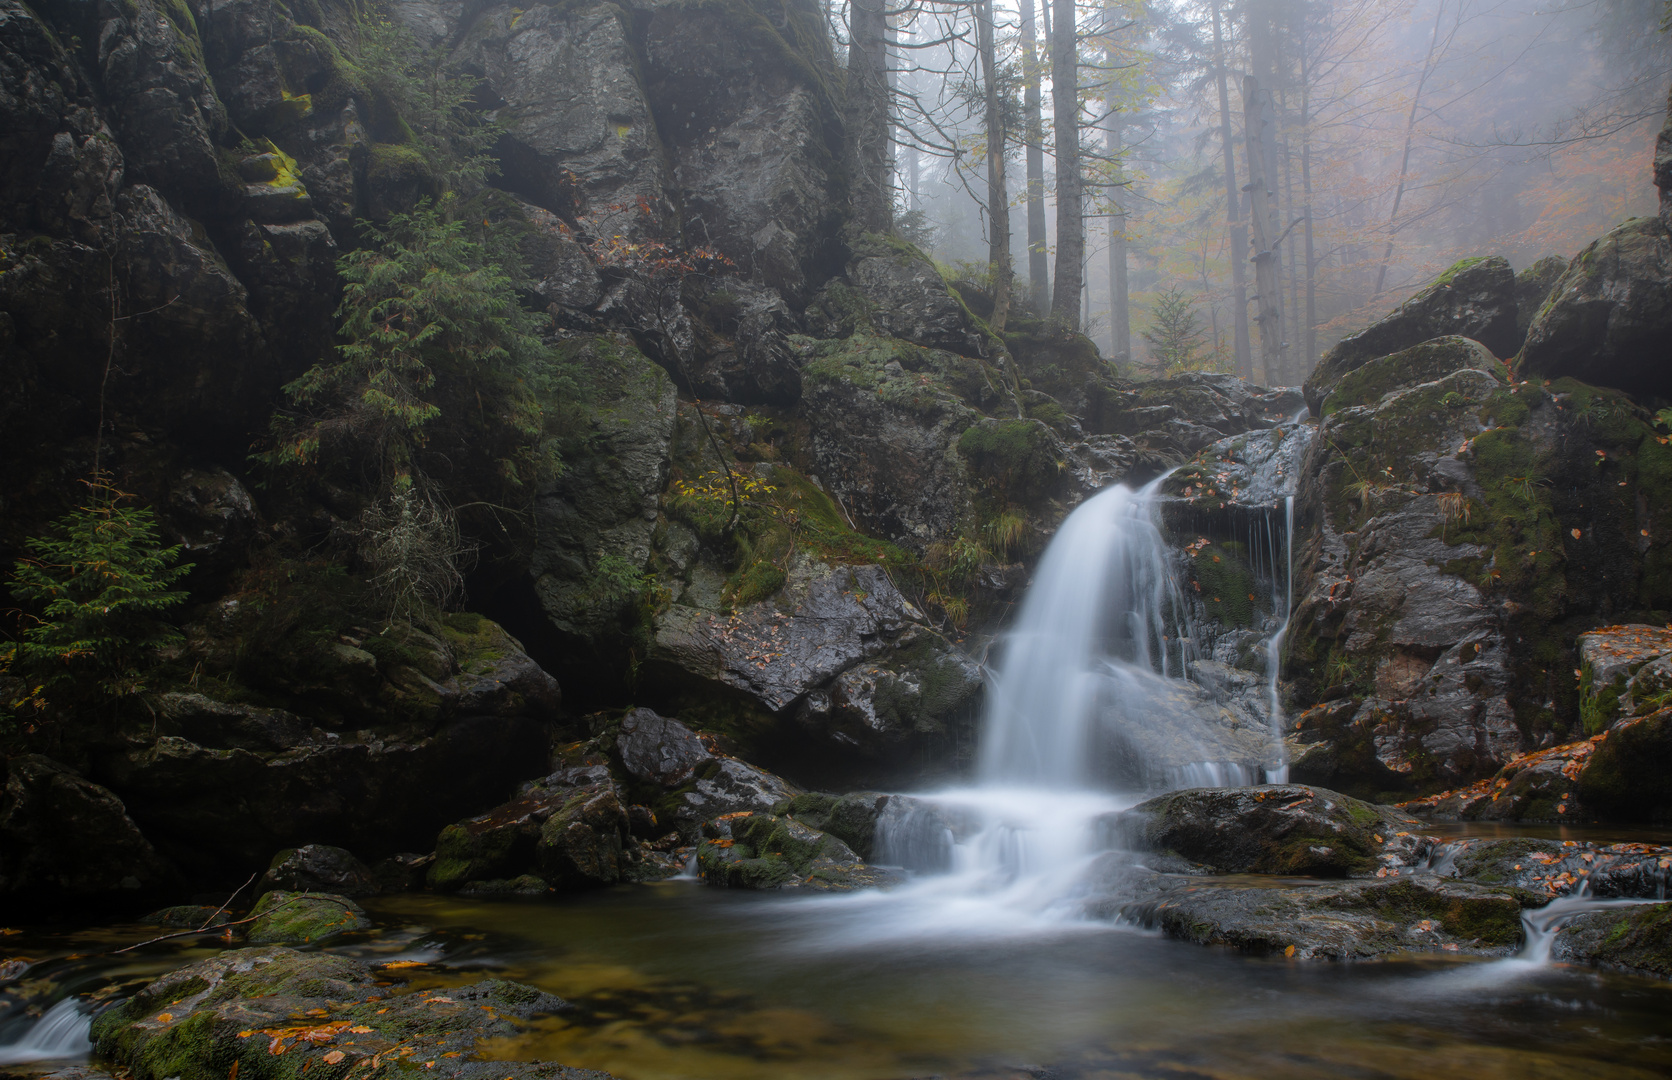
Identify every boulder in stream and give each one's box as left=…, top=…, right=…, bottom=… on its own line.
left=244, top=890, right=369, bottom=945
left=1552, top=902, right=1672, bottom=978
left=261, top=844, right=377, bottom=897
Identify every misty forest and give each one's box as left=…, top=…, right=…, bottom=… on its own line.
left=3, top=0, right=1672, bottom=1076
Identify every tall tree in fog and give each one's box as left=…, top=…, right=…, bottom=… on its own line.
left=1022, top=0, right=1051, bottom=311
left=1209, top=0, right=1253, bottom=379
left=978, top=0, right=1015, bottom=331
left=1051, top=0, right=1085, bottom=326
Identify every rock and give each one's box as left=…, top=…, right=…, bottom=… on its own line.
left=438, top=613, right=563, bottom=720
left=1302, top=255, right=1519, bottom=414
left=1429, top=836, right=1672, bottom=899
left=0, top=754, right=170, bottom=903
left=535, top=780, right=632, bottom=889
left=1576, top=624, right=1672, bottom=732
left=142, top=905, right=236, bottom=930
left=455, top=2, right=671, bottom=240
left=90, top=946, right=610, bottom=1080
left=650, top=561, right=921, bottom=712
left=162, top=467, right=262, bottom=580
left=771, top=791, right=892, bottom=860
left=1553, top=902, right=1672, bottom=978
left=615, top=708, right=711, bottom=786
left=156, top=693, right=319, bottom=753
left=1577, top=709, right=1672, bottom=822
left=244, top=890, right=369, bottom=944
left=1402, top=737, right=1599, bottom=822
left=843, top=235, right=989, bottom=357
left=639, top=2, right=845, bottom=306
left=500, top=195, right=603, bottom=314
left=530, top=335, right=677, bottom=655
left=1513, top=255, right=1568, bottom=347
left=103, top=715, right=554, bottom=873
left=794, top=632, right=982, bottom=772
left=683, top=280, right=804, bottom=403
left=372, top=852, right=434, bottom=893
left=1316, top=336, right=1504, bottom=418
left=1520, top=218, right=1672, bottom=399
left=695, top=810, right=900, bottom=891
left=1110, top=784, right=1427, bottom=877
left=1087, top=372, right=1306, bottom=464
left=1103, top=869, right=1523, bottom=959
left=262, top=844, right=378, bottom=897
left=669, top=756, right=800, bottom=832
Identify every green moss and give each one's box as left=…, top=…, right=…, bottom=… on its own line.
left=245, top=892, right=368, bottom=945
left=958, top=419, right=1058, bottom=500
left=1190, top=541, right=1259, bottom=628
left=1579, top=662, right=1627, bottom=735
left=1431, top=255, right=1489, bottom=287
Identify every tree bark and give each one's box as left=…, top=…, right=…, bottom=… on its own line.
left=1210, top=0, right=1252, bottom=380
left=1300, top=39, right=1317, bottom=377
left=1104, top=37, right=1128, bottom=362
left=1049, top=0, right=1082, bottom=328
left=1021, top=0, right=1050, bottom=313
left=978, top=0, right=1012, bottom=334
left=1242, top=74, right=1284, bottom=383
left=847, top=0, right=892, bottom=235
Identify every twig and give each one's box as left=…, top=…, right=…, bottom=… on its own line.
left=110, top=892, right=361, bottom=955
left=196, top=872, right=258, bottom=932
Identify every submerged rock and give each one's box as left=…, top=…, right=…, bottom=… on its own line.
left=91, top=946, right=611, bottom=1080
left=244, top=890, right=369, bottom=945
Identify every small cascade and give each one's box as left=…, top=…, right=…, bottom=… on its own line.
left=0, top=999, right=92, bottom=1066
left=1262, top=494, right=1296, bottom=784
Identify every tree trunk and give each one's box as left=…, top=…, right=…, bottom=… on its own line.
left=1210, top=0, right=1252, bottom=380
left=1242, top=74, right=1284, bottom=383
left=1300, top=40, right=1317, bottom=376
left=979, top=0, right=1012, bottom=334
left=1049, top=0, right=1082, bottom=328
left=847, top=0, right=892, bottom=235
left=1105, top=66, right=1128, bottom=362
left=1021, top=0, right=1050, bottom=313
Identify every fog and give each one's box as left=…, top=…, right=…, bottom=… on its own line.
left=837, top=0, right=1669, bottom=382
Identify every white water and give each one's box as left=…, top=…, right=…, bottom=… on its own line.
left=0, top=999, right=92, bottom=1066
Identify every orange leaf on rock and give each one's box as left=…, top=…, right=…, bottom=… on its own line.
left=323, top=1052, right=346, bottom=1065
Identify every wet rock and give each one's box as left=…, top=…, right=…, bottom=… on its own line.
left=773, top=791, right=892, bottom=860
left=1103, top=869, right=1523, bottom=959
left=1110, top=785, right=1427, bottom=877
left=844, top=235, right=989, bottom=357
left=372, top=852, right=433, bottom=893
left=439, top=613, right=563, bottom=720
left=615, top=708, right=711, bottom=786
left=460, top=874, right=550, bottom=896
left=669, top=756, right=800, bottom=831
left=262, top=844, right=378, bottom=897
left=501, top=195, right=603, bottom=314
left=683, top=280, right=803, bottom=403
left=1089, top=667, right=1284, bottom=789
left=696, top=810, right=901, bottom=891
left=1576, top=624, right=1672, bottom=732
left=794, top=632, right=982, bottom=771
left=1316, top=336, right=1504, bottom=418
left=1577, top=709, right=1672, bottom=822
left=1087, top=372, right=1306, bottom=464
left=1553, top=902, right=1672, bottom=978
left=1160, top=413, right=1313, bottom=514
left=1302, top=256, right=1519, bottom=414
left=1431, top=836, right=1672, bottom=899
left=651, top=561, right=921, bottom=712
left=91, top=946, right=610, bottom=1080
left=535, top=780, right=633, bottom=889
left=1403, top=737, right=1599, bottom=822
left=0, top=754, right=170, bottom=902
left=1520, top=218, right=1672, bottom=400
left=244, top=890, right=369, bottom=945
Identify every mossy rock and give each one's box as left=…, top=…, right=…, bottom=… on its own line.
left=1577, top=709, right=1672, bottom=821
left=1319, top=336, right=1502, bottom=417
left=1554, top=902, right=1672, bottom=977
left=244, top=891, right=369, bottom=944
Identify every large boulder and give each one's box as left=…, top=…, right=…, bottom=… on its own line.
left=1519, top=217, right=1672, bottom=400
left=615, top=708, right=711, bottom=786
left=1512, top=255, right=1568, bottom=347
left=840, top=235, right=990, bottom=358
left=245, top=890, right=370, bottom=944
left=1302, top=256, right=1519, bottom=414
left=261, top=844, right=378, bottom=897
left=695, top=809, right=899, bottom=891
left=0, top=754, right=170, bottom=902
left=1110, top=784, right=1427, bottom=877
left=1554, top=903, right=1672, bottom=979
left=1577, top=708, right=1672, bottom=822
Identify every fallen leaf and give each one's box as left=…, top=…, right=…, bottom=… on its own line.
left=350, top=1026, right=373, bottom=1034
left=1572, top=528, right=1582, bottom=539
left=380, top=961, right=427, bottom=970
left=1284, top=945, right=1296, bottom=957
left=323, top=1052, right=346, bottom=1065
left=155, top=1013, right=174, bottom=1024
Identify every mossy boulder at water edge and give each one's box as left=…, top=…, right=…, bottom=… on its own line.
left=696, top=810, right=901, bottom=891
left=1109, top=785, right=1428, bottom=877
left=90, top=947, right=611, bottom=1080
left=1553, top=902, right=1672, bottom=978
left=244, top=891, right=368, bottom=945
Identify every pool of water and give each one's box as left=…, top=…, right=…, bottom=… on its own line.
left=4, top=881, right=1671, bottom=1080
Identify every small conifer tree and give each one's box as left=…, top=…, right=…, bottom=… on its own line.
left=1141, top=286, right=1211, bottom=375
left=4, top=481, right=193, bottom=711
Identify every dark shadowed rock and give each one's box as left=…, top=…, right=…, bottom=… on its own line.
left=1302, top=256, right=1518, bottom=414
left=0, top=755, right=170, bottom=901
left=1577, top=709, right=1672, bottom=822
left=262, top=844, right=378, bottom=897
left=616, top=708, right=712, bottom=786
left=157, top=693, right=320, bottom=753
left=1111, top=784, right=1426, bottom=877
left=1519, top=218, right=1672, bottom=400
left=1512, top=255, right=1568, bottom=347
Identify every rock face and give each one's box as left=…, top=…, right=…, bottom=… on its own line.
left=0, top=755, right=170, bottom=903
left=91, top=947, right=612, bottom=1080
left=1519, top=217, right=1672, bottom=400
left=1302, top=256, right=1519, bottom=414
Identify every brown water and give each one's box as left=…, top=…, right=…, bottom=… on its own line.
left=5, top=883, right=1671, bottom=1080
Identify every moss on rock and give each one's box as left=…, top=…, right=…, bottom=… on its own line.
left=244, top=891, right=368, bottom=945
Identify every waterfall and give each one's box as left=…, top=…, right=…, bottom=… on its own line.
left=0, top=999, right=92, bottom=1066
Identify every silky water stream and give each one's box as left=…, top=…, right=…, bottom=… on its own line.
left=5, top=479, right=1672, bottom=1078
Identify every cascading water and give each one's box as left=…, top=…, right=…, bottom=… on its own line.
left=0, top=999, right=92, bottom=1066
left=811, top=472, right=1299, bottom=943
